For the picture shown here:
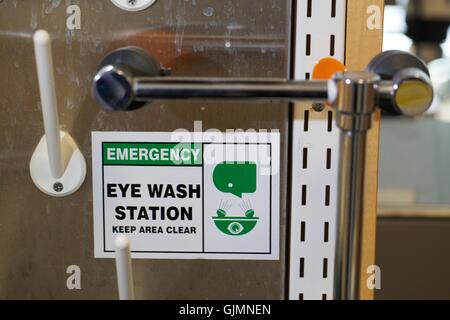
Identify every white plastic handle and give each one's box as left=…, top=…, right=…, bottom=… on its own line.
left=34, top=30, right=64, bottom=179
left=114, top=235, right=136, bottom=300
left=30, top=30, right=86, bottom=197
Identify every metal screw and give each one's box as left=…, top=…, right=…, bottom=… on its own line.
left=312, top=103, right=326, bottom=112
left=53, top=182, right=64, bottom=193
left=128, top=0, right=137, bottom=6
left=160, top=68, right=172, bottom=77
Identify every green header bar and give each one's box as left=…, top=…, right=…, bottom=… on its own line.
left=103, top=143, right=203, bottom=166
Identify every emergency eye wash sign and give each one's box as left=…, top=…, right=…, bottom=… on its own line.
left=92, top=132, right=280, bottom=260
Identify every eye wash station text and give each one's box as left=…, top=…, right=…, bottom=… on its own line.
left=107, top=183, right=201, bottom=235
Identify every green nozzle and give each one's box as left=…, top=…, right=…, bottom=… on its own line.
left=245, top=209, right=255, bottom=218
left=217, top=209, right=227, bottom=218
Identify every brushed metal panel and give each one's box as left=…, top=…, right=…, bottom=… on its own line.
left=376, top=217, right=450, bottom=300
left=0, top=0, right=291, bottom=299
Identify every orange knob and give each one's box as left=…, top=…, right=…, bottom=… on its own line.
left=312, top=57, right=346, bottom=80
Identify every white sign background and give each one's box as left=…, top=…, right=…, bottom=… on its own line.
left=92, top=131, right=280, bottom=260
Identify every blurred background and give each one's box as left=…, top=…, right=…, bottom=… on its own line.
left=376, top=0, right=450, bottom=300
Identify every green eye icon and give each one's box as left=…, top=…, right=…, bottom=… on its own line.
left=228, top=222, right=244, bottom=235
left=213, top=217, right=258, bottom=236
left=212, top=163, right=259, bottom=236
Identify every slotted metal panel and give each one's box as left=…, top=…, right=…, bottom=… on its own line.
left=289, top=0, right=347, bottom=300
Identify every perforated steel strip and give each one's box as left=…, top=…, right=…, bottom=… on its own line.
left=289, top=0, right=347, bottom=300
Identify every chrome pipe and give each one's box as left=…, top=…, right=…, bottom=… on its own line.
left=134, top=77, right=330, bottom=102
left=334, top=131, right=367, bottom=300
left=331, top=72, right=379, bottom=300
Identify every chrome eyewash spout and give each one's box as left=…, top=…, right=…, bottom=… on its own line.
left=92, top=48, right=433, bottom=300
left=331, top=51, right=433, bottom=300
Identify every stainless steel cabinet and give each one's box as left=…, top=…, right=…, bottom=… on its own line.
left=0, top=0, right=291, bottom=299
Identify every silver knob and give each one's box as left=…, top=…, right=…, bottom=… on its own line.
left=92, top=47, right=163, bottom=111
left=93, top=65, right=135, bottom=112
left=389, top=67, right=433, bottom=116
left=367, top=50, right=434, bottom=116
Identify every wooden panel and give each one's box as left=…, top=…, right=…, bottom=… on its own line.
left=345, top=0, right=385, bottom=300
